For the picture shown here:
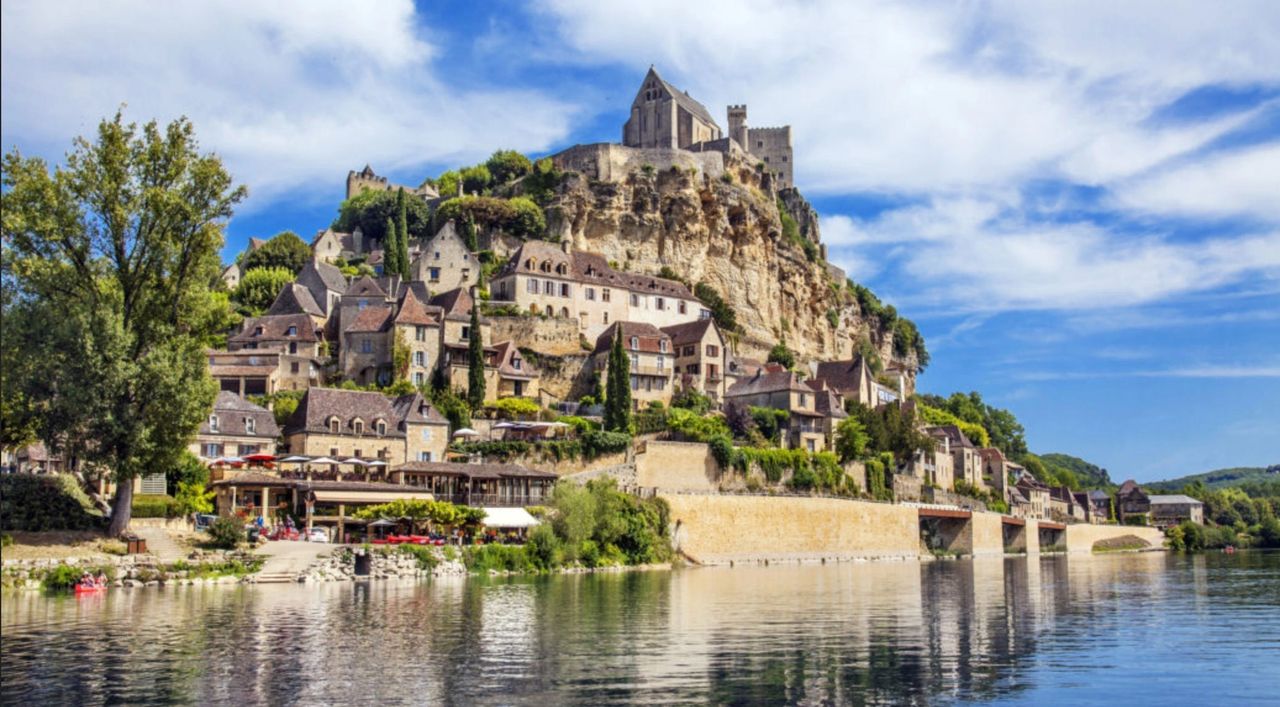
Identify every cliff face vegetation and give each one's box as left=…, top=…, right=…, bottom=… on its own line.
left=540, top=153, right=922, bottom=372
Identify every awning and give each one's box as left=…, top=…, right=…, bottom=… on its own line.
left=481, top=507, right=540, bottom=529
left=312, top=489, right=435, bottom=504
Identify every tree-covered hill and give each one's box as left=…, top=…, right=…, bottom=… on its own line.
left=1147, top=465, right=1280, bottom=494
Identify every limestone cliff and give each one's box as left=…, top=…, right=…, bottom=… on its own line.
left=540, top=153, right=918, bottom=373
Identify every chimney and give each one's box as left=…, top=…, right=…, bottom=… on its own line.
left=560, top=240, right=571, bottom=254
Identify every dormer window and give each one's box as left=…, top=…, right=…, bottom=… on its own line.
left=286, top=325, right=297, bottom=336
left=659, top=340, right=668, bottom=353
left=630, top=336, right=639, bottom=351
left=209, top=415, right=220, bottom=432
left=353, top=419, right=365, bottom=435
left=525, top=258, right=535, bottom=270
left=512, top=357, right=521, bottom=370
left=245, top=417, right=256, bottom=434
left=540, top=262, right=551, bottom=273
left=376, top=420, right=387, bottom=436
left=254, top=326, right=264, bottom=336
left=556, top=263, right=568, bottom=275
left=329, top=417, right=340, bottom=434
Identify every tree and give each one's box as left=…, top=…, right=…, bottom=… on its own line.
left=460, top=164, right=492, bottom=194
left=174, top=481, right=215, bottom=517
left=486, top=150, right=533, bottom=184
left=332, top=188, right=431, bottom=243
left=393, top=187, right=411, bottom=277
left=233, top=266, right=294, bottom=313
left=241, top=231, right=310, bottom=274
left=383, top=214, right=400, bottom=276
left=467, top=302, right=486, bottom=411
left=834, top=416, right=870, bottom=462
left=2, top=112, right=242, bottom=536
left=694, top=282, right=738, bottom=334
left=604, top=331, right=631, bottom=432
left=768, top=341, right=795, bottom=369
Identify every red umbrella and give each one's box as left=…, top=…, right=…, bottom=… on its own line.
left=243, top=453, right=277, bottom=463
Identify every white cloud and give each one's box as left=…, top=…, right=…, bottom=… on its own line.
left=541, top=0, right=1280, bottom=198
left=1113, top=143, right=1280, bottom=220
left=1017, top=364, right=1280, bottom=381
left=0, top=0, right=577, bottom=205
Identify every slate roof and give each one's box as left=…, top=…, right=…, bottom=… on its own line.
left=492, top=340, right=538, bottom=379
left=1118, top=479, right=1144, bottom=497
left=201, top=391, right=280, bottom=438
left=345, top=275, right=386, bottom=298
left=230, top=313, right=320, bottom=345
left=1148, top=494, right=1203, bottom=506
left=725, top=368, right=811, bottom=398
left=429, top=287, right=474, bottom=321
left=661, top=318, right=718, bottom=347
left=926, top=425, right=975, bottom=450
left=394, top=288, right=438, bottom=326
left=646, top=67, right=718, bottom=128
left=592, top=321, right=672, bottom=355
left=267, top=283, right=323, bottom=317
left=499, top=240, right=696, bottom=300
left=283, top=388, right=446, bottom=437
left=344, top=304, right=394, bottom=334
left=813, top=357, right=874, bottom=395
left=812, top=384, right=848, bottom=419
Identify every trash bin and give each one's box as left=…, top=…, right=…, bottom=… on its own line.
left=124, top=535, right=148, bottom=554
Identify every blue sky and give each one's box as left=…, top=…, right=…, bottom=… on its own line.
left=3, top=1, right=1277, bottom=482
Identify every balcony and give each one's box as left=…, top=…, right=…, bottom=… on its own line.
left=631, top=365, right=671, bottom=377
left=436, top=493, right=549, bottom=508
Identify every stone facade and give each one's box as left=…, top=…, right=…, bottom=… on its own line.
left=724, top=365, right=829, bottom=453
left=190, top=391, right=279, bottom=459
left=623, top=67, right=722, bottom=150
left=346, top=164, right=439, bottom=201
left=662, top=319, right=729, bottom=402
left=281, top=388, right=449, bottom=465
left=591, top=322, right=675, bottom=410
left=410, top=220, right=477, bottom=293
left=635, top=441, right=718, bottom=492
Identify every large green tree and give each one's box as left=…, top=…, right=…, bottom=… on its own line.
left=1, top=112, right=242, bottom=535
left=394, top=187, right=411, bottom=277
left=383, top=213, right=401, bottom=276
left=241, top=230, right=310, bottom=274
left=604, top=330, right=632, bottom=432
left=332, top=187, right=431, bottom=242
left=233, top=266, right=294, bottom=314
left=467, top=301, right=486, bottom=411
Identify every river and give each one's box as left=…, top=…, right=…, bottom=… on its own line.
left=2, top=551, right=1278, bottom=705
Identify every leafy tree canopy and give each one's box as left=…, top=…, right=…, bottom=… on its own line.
left=233, top=266, right=294, bottom=314
left=332, top=188, right=431, bottom=243
left=241, top=230, right=310, bottom=274
left=486, top=150, right=533, bottom=184
left=694, top=282, right=738, bottom=334
left=767, top=342, right=796, bottom=369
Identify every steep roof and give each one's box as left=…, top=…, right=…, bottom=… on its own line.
left=297, top=258, right=348, bottom=302
left=283, top=388, right=445, bottom=437
left=492, top=340, right=538, bottom=379
left=813, top=357, right=874, bottom=395
left=201, top=391, right=280, bottom=438
left=813, top=384, right=848, bottom=419
left=230, top=313, right=320, bottom=344
left=592, top=321, right=671, bottom=355
left=644, top=66, right=718, bottom=129
left=394, top=288, right=438, bottom=326
left=267, top=282, right=323, bottom=317
left=344, top=304, right=394, bottom=334
left=248, top=237, right=267, bottom=251
left=1118, top=479, right=1144, bottom=497
left=429, top=287, right=484, bottom=323
left=725, top=368, right=810, bottom=398
left=661, top=318, right=718, bottom=347
left=345, top=275, right=386, bottom=298
left=926, top=425, right=975, bottom=450
left=499, top=240, right=696, bottom=300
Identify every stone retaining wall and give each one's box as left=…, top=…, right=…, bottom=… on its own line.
left=488, top=316, right=584, bottom=357
left=636, top=441, right=718, bottom=492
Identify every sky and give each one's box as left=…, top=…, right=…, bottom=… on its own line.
left=3, top=0, right=1278, bottom=482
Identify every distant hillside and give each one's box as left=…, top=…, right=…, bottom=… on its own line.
left=1147, top=465, right=1280, bottom=493
left=1039, top=453, right=1115, bottom=489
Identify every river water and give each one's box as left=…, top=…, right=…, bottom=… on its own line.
left=2, top=552, right=1278, bottom=705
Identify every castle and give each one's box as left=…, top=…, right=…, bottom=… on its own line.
left=622, top=66, right=794, bottom=187
left=345, top=164, right=440, bottom=201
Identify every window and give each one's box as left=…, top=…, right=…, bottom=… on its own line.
left=462, top=269, right=470, bottom=280
left=357, top=300, right=367, bottom=311
left=540, top=262, right=551, bottom=273
left=656, top=297, right=665, bottom=311
left=630, top=336, right=639, bottom=351
left=329, top=418, right=340, bottom=434
left=203, top=443, right=221, bottom=457
left=782, top=155, right=788, bottom=162
left=631, top=375, right=639, bottom=390
left=706, top=345, right=719, bottom=357
left=414, top=351, right=425, bottom=367
left=657, top=356, right=665, bottom=370
left=429, top=267, right=440, bottom=282
left=602, top=288, right=611, bottom=302
left=330, top=447, right=339, bottom=457
left=460, top=326, right=471, bottom=341
left=757, top=140, right=764, bottom=148
left=524, top=258, right=535, bottom=270
left=254, top=326, right=264, bottom=336
left=419, top=451, right=433, bottom=462
left=291, top=361, right=300, bottom=373
left=415, top=325, right=427, bottom=342
left=286, top=325, right=297, bottom=336
left=655, top=378, right=666, bottom=391
left=208, top=415, right=220, bottom=432
left=526, top=278, right=538, bottom=294
left=678, top=301, right=687, bottom=314
left=413, top=372, right=425, bottom=385
left=546, top=280, right=555, bottom=294
left=699, top=308, right=712, bottom=319
left=630, top=293, right=640, bottom=307
left=556, top=263, right=568, bottom=275
left=289, top=342, right=298, bottom=354
left=354, top=448, right=363, bottom=459
left=806, top=439, right=815, bottom=453
left=360, top=338, right=373, bottom=354
left=434, top=251, right=441, bottom=260
left=422, top=428, right=433, bottom=442
left=602, top=312, right=609, bottom=324
left=353, top=420, right=364, bottom=435
left=683, top=345, right=695, bottom=357
left=764, top=156, right=770, bottom=163
left=630, top=353, right=639, bottom=367
left=512, top=357, right=521, bottom=370
left=659, top=340, right=668, bottom=353
left=586, top=287, right=596, bottom=301
left=799, top=393, right=808, bottom=407
left=560, top=283, right=571, bottom=297
left=376, top=420, right=387, bottom=436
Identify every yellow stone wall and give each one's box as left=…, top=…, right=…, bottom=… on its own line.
left=970, top=512, right=1006, bottom=557
left=1063, top=522, right=1165, bottom=553
left=636, top=441, right=718, bottom=491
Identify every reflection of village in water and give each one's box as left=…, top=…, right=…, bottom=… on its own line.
left=5, top=552, right=1263, bottom=704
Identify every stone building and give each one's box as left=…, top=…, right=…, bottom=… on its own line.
left=226, top=312, right=324, bottom=391
left=282, top=387, right=450, bottom=466
left=592, top=322, right=675, bottom=410
left=410, top=220, right=478, bottom=293
left=1117, top=479, right=1150, bottom=524
left=1016, top=474, right=1051, bottom=520
left=346, top=164, right=439, bottom=201
left=724, top=364, right=829, bottom=453
left=491, top=239, right=708, bottom=340
left=661, top=319, right=729, bottom=402
left=927, top=425, right=984, bottom=490
left=1148, top=494, right=1205, bottom=528
left=811, top=356, right=900, bottom=410
left=191, top=391, right=279, bottom=459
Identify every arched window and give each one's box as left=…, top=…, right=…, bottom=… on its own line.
left=555, top=263, right=567, bottom=275
left=524, top=258, right=536, bottom=270
left=328, top=417, right=340, bottom=434
left=630, top=336, right=639, bottom=351
left=560, top=307, right=569, bottom=318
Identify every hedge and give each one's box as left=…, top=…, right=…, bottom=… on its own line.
left=0, top=474, right=102, bottom=531
left=131, top=494, right=180, bottom=518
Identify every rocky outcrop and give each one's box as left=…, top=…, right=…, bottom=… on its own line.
left=542, top=152, right=912, bottom=368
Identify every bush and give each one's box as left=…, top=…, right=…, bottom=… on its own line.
left=0, top=474, right=102, bottom=531
left=709, top=436, right=734, bottom=470
left=525, top=523, right=563, bottom=570
left=435, top=195, right=546, bottom=239
left=234, top=266, right=294, bottom=314
left=670, top=388, right=715, bottom=415
left=581, top=430, right=631, bottom=458
left=241, top=231, right=311, bottom=274
left=464, top=543, right=534, bottom=574
left=667, top=408, right=732, bottom=443
left=207, top=516, right=244, bottom=549
left=398, top=544, right=441, bottom=570
left=632, top=409, right=668, bottom=435
left=43, top=565, right=83, bottom=591
left=750, top=406, right=789, bottom=444
left=767, top=342, right=795, bottom=369
left=485, top=397, right=540, bottom=420
left=486, top=150, right=533, bottom=184
left=554, top=415, right=599, bottom=434
left=131, top=494, right=180, bottom=518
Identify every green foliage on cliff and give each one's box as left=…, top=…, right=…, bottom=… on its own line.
left=435, top=195, right=545, bottom=239
left=917, top=391, right=1025, bottom=457
left=693, top=282, right=739, bottom=334
left=777, top=197, right=818, bottom=262
left=917, top=403, right=991, bottom=448
left=333, top=187, right=431, bottom=242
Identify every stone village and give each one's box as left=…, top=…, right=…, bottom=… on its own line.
left=6, top=68, right=1190, bottom=570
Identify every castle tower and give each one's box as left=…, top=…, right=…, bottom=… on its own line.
left=728, top=105, right=749, bottom=151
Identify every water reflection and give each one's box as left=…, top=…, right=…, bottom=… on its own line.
left=3, top=553, right=1278, bottom=705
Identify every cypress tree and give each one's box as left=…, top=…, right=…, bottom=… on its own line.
left=383, top=215, right=400, bottom=276
left=395, top=187, right=410, bottom=276
left=605, top=328, right=631, bottom=431
left=467, top=296, right=486, bottom=411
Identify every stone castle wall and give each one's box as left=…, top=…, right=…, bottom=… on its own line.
left=488, top=316, right=583, bottom=357
left=551, top=143, right=727, bottom=183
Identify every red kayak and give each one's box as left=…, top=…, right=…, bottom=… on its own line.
left=74, top=584, right=107, bottom=594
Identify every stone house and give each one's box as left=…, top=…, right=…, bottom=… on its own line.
left=724, top=364, right=828, bottom=453
left=1086, top=490, right=1112, bottom=523
left=491, top=340, right=539, bottom=399
left=812, top=356, right=902, bottom=410
left=1148, top=494, right=1205, bottom=528
left=906, top=441, right=956, bottom=492
left=341, top=304, right=395, bottom=386
left=221, top=262, right=241, bottom=290
left=661, top=319, right=728, bottom=402
left=726, top=356, right=765, bottom=390
left=337, top=275, right=390, bottom=343
left=927, top=425, right=984, bottom=490
left=1048, top=486, right=1087, bottom=523
left=1015, top=474, right=1051, bottom=520
left=209, top=350, right=294, bottom=397
left=1117, top=479, right=1150, bottom=524
left=191, top=391, right=279, bottom=460
left=808, top=378, right=849, bottom=450
left=978, top=447, right=1018, bottom=502
left=491, top=240, right=708, bottom=341
left=592, top=322, right=675, bottom=410
left=410, top=220, right=477, bottom=293
left=294, top=259, right=348, bottom=323
left=282, top=388, right=450, bottom=466
left=311, top=227, right=359, bottom=264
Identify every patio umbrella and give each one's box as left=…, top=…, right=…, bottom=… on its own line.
left=279, top=455, right=311, bottom=463
left=491, top=422, right=516, bottom=429
left=453, top=428, right=480, bottom=438
left=243, top=453, right=276, bottom=463
left=366, top=460, right=388, bottom=467
left=307, top=456, right=339, bottom=465
left=341, top=458, right=366, bottom=466
left=218, top=456, right=245, bottom=465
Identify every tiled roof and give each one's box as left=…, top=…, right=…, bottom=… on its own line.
left=344, top=305, right=393, bottom=334
left=1148, top=494, right=1203, bottom=506
left=812, top=357, right=873, bottom=395
left=201, top=391, right=280, bottom=438
left=660, top=318, right=716, bottom=347
left=728, top=356, right=764, bottom=378
left=428, top=287, right=484, bottom=323
left=592, top=321, right=672, bottom=355
left=725, top=368, right=810, bottom=398
left=248, top=237, right=267, bottom=251
left=230, top=313, right=320, bottom=344
left=492, top=340, right=538, bottom=379
left=345, top=275, right=386, bottom=298
left=298, top=258, right=348, bottom=295
left=267, top=283, right=323, bottom=317
left=394, top=288, right=438, bottom=326
left=499, top=240, right=696, bottom=300
left=926, top=425, right=975, bottom=450
left=283, top=388, right=445, bottom=437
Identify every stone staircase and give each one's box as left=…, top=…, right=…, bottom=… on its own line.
left=252, top=570, right=299, bottom=584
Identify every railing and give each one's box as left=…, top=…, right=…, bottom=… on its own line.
left=435, top=493, right=549, bottom=508
left=631, top=365, right=671, bottom=377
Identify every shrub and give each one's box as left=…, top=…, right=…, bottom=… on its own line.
left=485, top=397, right=540, bottom=420
left=525, top=523, right=563, bottom=570
left=435, top=195, right=545, bottom=239
left=207, top=516, right=244, bottom=549
left=767, top=342, right=795, bottom=369
left=632, top=409, right=668, bottom=435
left=670, top=388, right=714, bottom=415
left=667, top=407, right=733, bottom=443
left=750, top=406, right=790, bottom=444
left=131, top=494, right=180, bottom=518
left=174, top=482, right=215, bottom=517
left=486, top=149, right=533, bottom=184
left=0, top=474, right=101, bottom=531
left=398, top=544, right=441, bottom=570
left=464, top=543, right=534, bottom=574
left=708, top=436, right=734, bottom=470
left=581, top=430, right=631, bottom=457
left=694, top=282, right=739, bottom=334
left=554, top=415, right=599, bottom=434
left=233, top=266, right=294, bottom=314
left=43, top=565, right=82, bottom=591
